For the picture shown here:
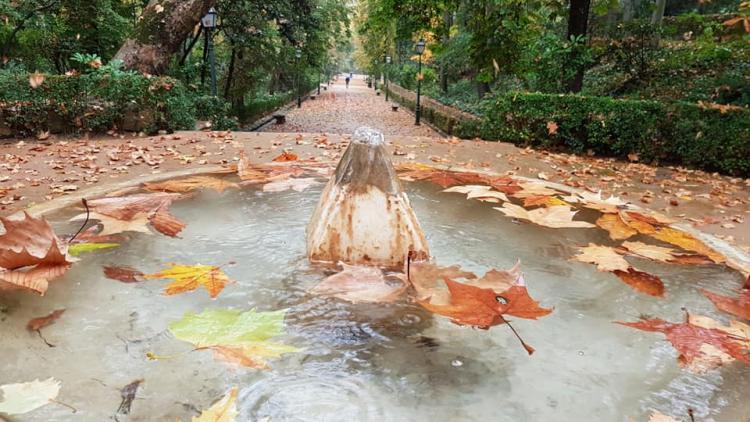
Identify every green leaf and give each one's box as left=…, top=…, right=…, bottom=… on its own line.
left=68, top=242, right=119, bottom=256
left=0, top=378, right=60, bottom=415
left=169, top=308, right=289, bottom=348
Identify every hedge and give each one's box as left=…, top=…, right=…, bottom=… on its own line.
left=477, top=92, right=750, bottom=177
left=0, top=73, right=195, bottom=137
left=235, top=92, right=294, bottom=124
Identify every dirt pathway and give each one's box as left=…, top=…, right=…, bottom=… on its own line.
left=257, top=75, right=440, bottom=137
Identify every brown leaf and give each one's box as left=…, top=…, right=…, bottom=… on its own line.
left=702, top=277, right=750, bottom=321
left=148, top=204, right=185, bottom=237
left=0, top=264, right=69, bottom=295
left=613, top=268, right=665, bottom=297
left=237, top=150, right=269, bottom=182
left=143, top=176, right=238, bottom=194
left=272, top=151, right=299, bottom=162
left=310, top=263, right=407, bottom=303
left=29, top=72, right=44, bottom=88
left=495, top=203, right=595, bottom=228
left=103, top=266, right=144, bottom=283
left=0, top=212, right=71, bottom=270
left=27, top=309, right=65, bottom=331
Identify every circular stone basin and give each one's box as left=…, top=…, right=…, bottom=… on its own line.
left=1, top=179, right=749, bottom=421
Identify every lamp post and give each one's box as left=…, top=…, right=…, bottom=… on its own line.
left=414, top=38, right=425, bottom=125
left=295, top=48, right=302, bottom=108
left=385, top=55, right=391, bottom=101
left=201, top=7, right=219, bottom=97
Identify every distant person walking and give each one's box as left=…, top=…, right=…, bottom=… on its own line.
left=345, top=76, right=350, bottom=88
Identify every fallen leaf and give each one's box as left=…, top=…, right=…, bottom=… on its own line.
left=191, top=387, right=238, bottom=422
left=148, top=203, right=186, bottom=237
left=512, top=181, right=560, bottom=198
left=495, top=203, right=595, bottom=229
left=563, top=191, right=628, bottom=213
left=573, top=244, right=630, bottom=272
left=648, top=411, right=681, bottom=422
left=442, top=185, right=508, bottom=203
left=168, top=308, right=298, bottom=369
left=596, top=213, right=637, bottom=240
left=272, top=151, right=298, bottom=162
left=310, top=263, right=407, bottom=303
left=144, top=263, right=231, bottom=298
left=419, top=278, right=507, bottom=328
left=620, top=241, right=675, bottom=263
left=522, top=195, right=569, bottom=208
left=702, top=276, right=750, bottom=321
left=143, top=176, right=238, bottom=194
left=26, top=309, right=65, bottom=331
left=28, top=72, right=44, bottom=88
left=77, top=193, right=186, bottom=237
left=0, top=378, right=60, bottom=415
left=546, top=121, right=558, bottom=135
left=67, top=242, right=119, bottom=256
left=116, top=379, right=143, bottom=416
left=237, top=151, right=268, bottom=183
left=103, top=266, right=145, bottom=283
left=613, top=268, right=665, bottom=297
left=617, top=314, right=750, bottom=371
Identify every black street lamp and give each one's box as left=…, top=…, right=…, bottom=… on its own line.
left=414, top=38, right=426, bottom=125
left=385, top=55, right=391, bottom=101
left=295, top=48, right=302, bottom=108
left=201, top=7, right=219, bottom=97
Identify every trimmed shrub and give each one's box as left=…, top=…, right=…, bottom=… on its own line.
left=478, top=92, right=750, bottom=176
left=0, top=72, right=194, bottom=137
left=194, top=96, right=238, bottom=131
left=236, top=92, right=294, bottom=124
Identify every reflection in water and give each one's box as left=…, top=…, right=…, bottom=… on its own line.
left=1, top=183, right=749, bottom=421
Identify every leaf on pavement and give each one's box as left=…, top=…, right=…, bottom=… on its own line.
left=495, top=203, right=595, bottom=229
left=192, top=387, right=238, bottom=422
left=310, top=263, right=408, bottom=303
left=596, top=213, right=637, bottom=240
left=272, top=151, right=298, bottom=162
left=169, top=308, right=298, bottom=369
left=26, top=309, right=65, bottom=331
left=67, top=242, right=119, bottom=256
left=237, top=150, right=269, bottom=183
left=103, top=266, right=145, bottom=283
left=143, top=176, right=239, bottom=194
left=0, top=378, right=61, bottom=415
left=144, top=264, right=231, bottom=298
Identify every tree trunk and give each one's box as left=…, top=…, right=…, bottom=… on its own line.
left=439, top=9, right=452, bottom=94
left=114, top=0, right=216, bottom=74
left=650, top=0, right=667, bottom=26
left=565, top=0, right=592, bottom=93
left=621, top=0, right=636, bottom=21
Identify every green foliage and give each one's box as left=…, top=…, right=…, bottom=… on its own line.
left=236, top=92, right=294, bottom=123
left=477, top=92, right=750, bottom=176
left=193, top=96, right=238, bottom=131
left=528, top=33, right=594, bottom=93
left=0, top=72, right=194, bottom=136
left=393, top=63, right=436, bottom=90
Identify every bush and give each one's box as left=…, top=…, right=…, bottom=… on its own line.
left=477, top=92, right=750, bottom=176
left=193, top=96, right=238, bottom=131
left=0, top=72, right=194, bottom=136
left=235, top=92, right=293, bottom=124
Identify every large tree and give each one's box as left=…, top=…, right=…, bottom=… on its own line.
left=114, top=0, right=216, bottom=74
left=566, top=0, right=591, bottom=92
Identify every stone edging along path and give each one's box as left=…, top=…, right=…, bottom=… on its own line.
left=20, top=159, right=750, bottom=279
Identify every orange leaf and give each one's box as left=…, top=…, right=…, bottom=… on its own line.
left=143, top=176, right=238, bottom=193
left=613, top=268, right=665, bottom=297
left=144, top=264, right=230, bottom=298
left=272, top=151, right=299, bottom=162
left=27, top=309, right=65, bottom=331
left=596, top=213, right=637, bottom=240
left=419, top=278, right=505, bottom=328
left=702, top=278, right=750, bottom=321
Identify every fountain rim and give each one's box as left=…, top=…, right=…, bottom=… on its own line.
left=15, top=162, right=750, bottom=277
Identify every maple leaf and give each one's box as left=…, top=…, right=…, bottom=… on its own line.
left=168, top=308, right=298, bottom=369
left=702, top=276, right=750, bottom=321
left=143, top=176, right=239, bottom=194
left=511, top=181, right=561, bottom=198
left=272, top=151, right=299, bottom=162
left=419, top=278, right=507, bottom=328
left=0, top=378, right=60, bottom=415
left=144, top=264, right=231, bottom=298
left=26, top=309, right=65, bottom=332
left=495, top=203, right=595, bottom=229
left=487, top=176, right=522, bottom=195
left=596, top=213, right=637, bottom=240
left=620, top=241, right=675, bottom=262
left=442, top=185, right=508, bottom=203
left=310, top=263, right=408, bottom=303
left=573, top=244, right=630, bottom=272
left=28, top=72, right=44, bottom=89
left=77, top=193, right=186, bottom=237
left=522, top=195, right=569, bottom=208
left=617, top=314, right=750, bottom=371
left=546, top=121, right=558, bottom=135
left=0, top=212, right=72, bottom=294
left=613, top=268, right=665, bottom=297
left=190, top=387, right=238, bottom=422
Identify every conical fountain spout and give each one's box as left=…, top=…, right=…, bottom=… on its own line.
left=306, top=127, right=429, bottom=268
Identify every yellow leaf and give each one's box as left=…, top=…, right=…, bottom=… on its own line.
left=596, top=213, right=637, bottom=240
left=573, top=243, right=630, bottom=272
left=143, top=176, right=239, bottom=194
left=192, top=387, right=238, bottom=422
left=145, top=264, right=230, bottom=298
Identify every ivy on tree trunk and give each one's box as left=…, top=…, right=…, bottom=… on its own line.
left=114, top=0, right=216, bottom=74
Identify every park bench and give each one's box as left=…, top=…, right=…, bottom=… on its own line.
left=273, top=113, right=286, bottom=124
left=391, top=104, right=399, bottom=112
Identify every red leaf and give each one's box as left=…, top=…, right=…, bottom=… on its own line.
left=497, top=285, right=554, bottom=319
left=27, top=309, right=65, bottom=331
left=616, top=317, right=750, bottom=367
left=702, top=284, right=750, bottom=321
left=419, top=278, right=505, bottom=328
left=103, top=266, right=145, bottom=283
left=613, top=268, right=665, bottom=297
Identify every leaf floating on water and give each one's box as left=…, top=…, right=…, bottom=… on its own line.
left=419, top=278, right=508, bottom=328
left=148, top=204, right=186, bottom=238
left=144, top=264, right=230, bottom=298
left=613, top=268, right=665, bottom=297
left=103, top=266, right=145, bottom=283
left=522, top=195, right=569, bottom=208
left=620, top=241, right=675, bottom=263
left=168, top=309, right=298, bottom=369
left=573, top=244, right=629, bottom=272
left=562, top=191, right=629, bottom=213
left=26, top=309, right=65, bottom=332
left=262, top=178, right=319, bottom=193
left=442, top=185, right=508, bottom=203
left=272, top=151, right=298, bottom=162
left=143, top=176, right=239, bottom=194
left=596, top=213, right=637, bottom=241
left=191, top=387, right=238, bottom=422
left=616, top=314, right=750, bottom=372
left=0, top=378, right=61, bottom=415
left=76, top=193, right=187, bottom=237
left=648, top=411, right=681, bottom=422
left=310, top=263, right=407, bottom=303
left=116, top=379, right=143, bottom=416
left=67, top=242, right=119, bottom=257
left=702, top=276, right=750, bottom=321
left=495, top=203, right=595, bottom=229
